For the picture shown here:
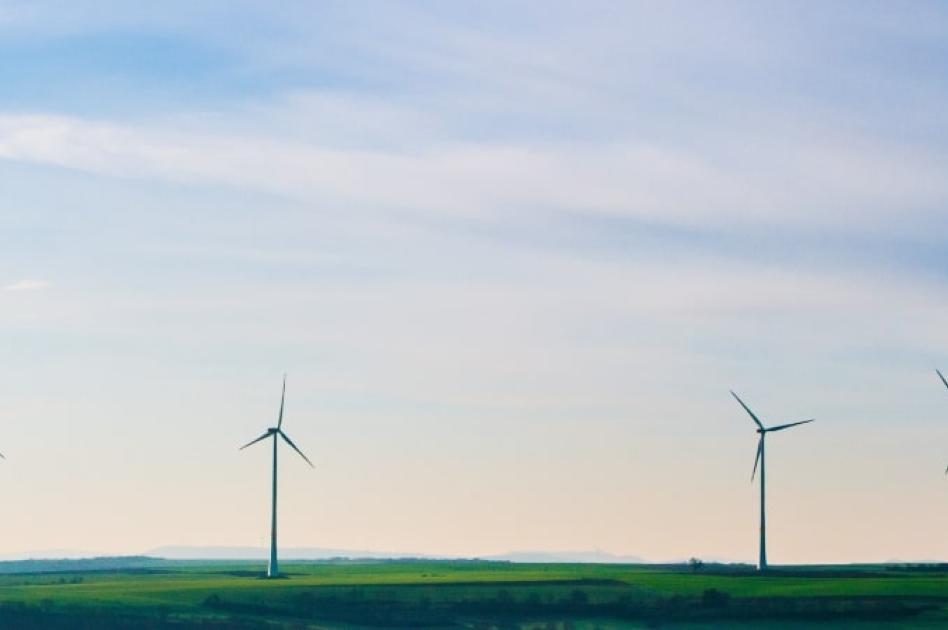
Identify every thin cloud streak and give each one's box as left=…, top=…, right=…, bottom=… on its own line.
left=3, top=279, right=50, bottom=291
left=1, top=112, right=947, bottom=234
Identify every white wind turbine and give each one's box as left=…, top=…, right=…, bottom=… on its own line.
left=731, top=391, right=813, bottom=572
left=240, top=375, right=313, bottom=578
left=935, top=370, right=948, bottom=475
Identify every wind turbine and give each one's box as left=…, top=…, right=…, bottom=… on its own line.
left=936, top=370, right=948, bottom=475
left=240, top=375, right=313, bottom=578
left=730, top=391, right=813, bottom=573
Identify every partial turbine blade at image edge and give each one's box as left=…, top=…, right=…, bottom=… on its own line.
left=277, top=374, right=286, bottom=429
left=751, top=438, right=762, bottom=481
left=767, top=419, right=815, bottom=432
left=279, top=430, right=314, bottom=468
left=730, top=391, right=764, bottom=429
left=937, top=369, right=948, bottom=391
left=239, top=431, right=271, bottom=450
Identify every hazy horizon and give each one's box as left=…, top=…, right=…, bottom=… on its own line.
left=0, top=545, right=647, bottom=563
left=1, top=1, right=947, bottom=565
left=2, top=544, right=941, bottom=566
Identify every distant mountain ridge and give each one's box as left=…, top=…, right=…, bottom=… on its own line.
left=0, top=546, right=732, bottom=565
left=486, top=550, right=645, bottom=563
left=148, top=546, right=435, bottom=560
left=0, top=549, right=104, bottom=561
left=148, top=546, right=646, bottom=563
left=0, top=556, right=158, bottom=574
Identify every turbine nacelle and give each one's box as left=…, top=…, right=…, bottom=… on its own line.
left=239, top=376, right=314, bottom=468
left=732, top=391, right=814, bottom=481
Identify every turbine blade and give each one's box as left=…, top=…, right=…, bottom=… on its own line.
left=277, top=374, right=286, bottom=429
left=731, top=391, right=764, bottom=430
left=937, top=369, right=948, bottom=391
left=279, top=430, right=314, bottom=468
left=239, top=431, right=271, bottom=450
left=767, top=419, right=814, bottom=432
left=751, top=437, right=762, bottom=481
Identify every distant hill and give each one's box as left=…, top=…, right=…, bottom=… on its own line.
left=485, top=550, right=645, bottom=563
left=0, top=546, right=655, bottom=568
left=147, top=546, right=435, bottom=561
left=148, top=546, right=646, bottom=563
left=0, top=556, right=162, bottom=574
left=0, top=549, right=104, bottom=561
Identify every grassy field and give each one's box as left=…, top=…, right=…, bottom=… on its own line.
left=0, top=559, right=944, bottom=628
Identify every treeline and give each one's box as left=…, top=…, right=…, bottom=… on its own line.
left=0, top=587, right=940, bottom=628
left=0, top=601, right=267, bottom=629
left=0, top=556, right=166, bottom=575
left=202, top=587, right=941, bottom=626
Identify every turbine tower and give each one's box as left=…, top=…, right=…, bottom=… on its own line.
left=730, top=391, right=813, bottom=573
left=936, top=370, right=948, bottom=474
left=240, top=375, right=313, bottom=578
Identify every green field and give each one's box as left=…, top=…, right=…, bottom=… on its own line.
left=0, top=559, right=945, bottom=628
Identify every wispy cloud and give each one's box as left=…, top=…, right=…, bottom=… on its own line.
left=3, top=279, right=50, bottom=291
left=1, top=112, right=946, bottom=235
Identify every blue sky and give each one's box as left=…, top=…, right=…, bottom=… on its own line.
left=1, top=1, right=947, bottom=562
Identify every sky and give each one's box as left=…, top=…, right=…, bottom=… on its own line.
left=0, top=0, right=947, bottom=564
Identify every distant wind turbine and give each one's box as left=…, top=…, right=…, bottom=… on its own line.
left=731, top=391, right=813, bottom=573
left=240, top=375, right=314, bottom=578
left=936, top=370, right=948, bottom=475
